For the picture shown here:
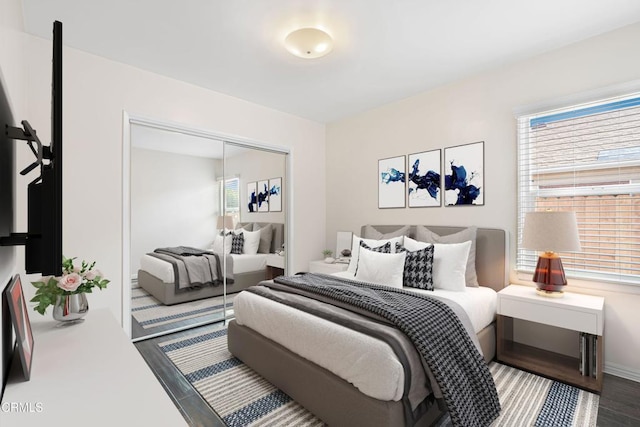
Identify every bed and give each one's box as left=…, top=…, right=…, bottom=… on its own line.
left=137, top=222, right=284, bottom=305
left=228, top=225, right=507, bottom=426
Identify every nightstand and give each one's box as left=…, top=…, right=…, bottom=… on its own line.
left=496, top=284, right=604, bottom=393
left=265, top=254, right=285, bottom=280
left=309, top=260, right=349, bottom=274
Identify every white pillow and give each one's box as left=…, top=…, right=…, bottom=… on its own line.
left=241, top=229, right=261, bottom=255
left=403, top=236, right=430, bottom=252
left=211, top=234, right=232, bottom=255
left=355, top=248, right=406, bottom=289
left=432, top=241, right=472, bottom=291
left=346, top=235, right=404, bottom=276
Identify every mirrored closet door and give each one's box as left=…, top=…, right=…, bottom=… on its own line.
left=221, top=142, right=288, bottom=321
left=128, top=121, right=288, bottom=341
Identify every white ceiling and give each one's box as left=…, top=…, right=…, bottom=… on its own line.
left=21, top=0, right=640, bottom=123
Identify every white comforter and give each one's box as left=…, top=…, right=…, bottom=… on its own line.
left=139, top=253, right=268, bottom=282
left=233, top=275, right=496, bottom=403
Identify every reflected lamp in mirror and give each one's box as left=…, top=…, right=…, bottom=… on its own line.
left=522, top=211, right=581, bottom=298
left=217, top=215, right=234, bottom=232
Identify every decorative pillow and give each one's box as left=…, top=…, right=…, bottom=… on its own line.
left=403, top=236, right=430, bottom=252
left=236, top=223, right=253, bottom=232
left=252, top=223, right=273, bottom=254
left=362, top=224, right=411, bottom=240
left=241, top=229, right=261, bottom=255
left=360, top=241, right=391, bottom=253
left=396, top=242, right=435, bottom=290
left=354, top=248, right=406, bottom=289
left=432, top=241, right=472, bottom=291
left=357, top=241, right=391, bottom=275
left=230, top=232, right=244, bottom=254
left=346, top=235, right=404, bottom=276
left=211, top=233, right=232, bottom=255
left=415, top=225, right=479, bottom=287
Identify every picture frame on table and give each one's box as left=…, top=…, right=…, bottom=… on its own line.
left=378, top=155, right=406, bottom=209
left=444, top=141, right=484, bottom=206
left=4, top=274, right=34, bottom=381
left=408, top=149, right=442, bottom=207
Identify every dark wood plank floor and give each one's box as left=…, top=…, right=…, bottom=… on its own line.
left=135, top=322, right=226, bottom=427
left=597, top=374, right=640, bottom=426
left=135, top=324, right=640, bottom=427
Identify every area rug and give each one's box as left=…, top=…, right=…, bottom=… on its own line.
left=131, top=284, right=234, bottom=329
left=159, top=325, right=599, bottom=427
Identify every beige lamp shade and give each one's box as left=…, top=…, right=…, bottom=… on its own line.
left=217, top=215, right=234, bottom=230
left=284, top=28, right=333, bottom=59
left=522, top=211, right=581, bottom=253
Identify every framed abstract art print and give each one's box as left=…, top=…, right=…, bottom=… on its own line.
left=444, top=141, right=484, bottom=206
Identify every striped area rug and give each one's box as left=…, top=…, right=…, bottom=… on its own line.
left=159, top=325, right=599, bottom=427
left=131, top=284, right=234, bottom=329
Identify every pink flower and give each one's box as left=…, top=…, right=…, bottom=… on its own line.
left=84, top=269, right=101, bottom=280
left=57, top=273, right=83, bottom=292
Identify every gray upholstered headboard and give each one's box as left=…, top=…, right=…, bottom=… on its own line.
left=361, top=225, right=507, bottom=291
left=237, top=222, right=284, bottom=253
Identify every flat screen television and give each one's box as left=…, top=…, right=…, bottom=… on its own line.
left=1, top=21, right=63, bottom=277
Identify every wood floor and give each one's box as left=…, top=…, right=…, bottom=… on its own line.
left=135, top=322, right=640, bottom=426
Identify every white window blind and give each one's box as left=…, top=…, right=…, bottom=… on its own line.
left=517, top=94, right=640, bottom=285
left=224, top=177, right=240, bottom=213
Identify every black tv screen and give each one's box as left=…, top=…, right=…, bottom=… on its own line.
left=1, top=21, right=63, bottom=277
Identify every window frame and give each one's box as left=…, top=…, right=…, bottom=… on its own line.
left=516, top=92, right=640, bottom=286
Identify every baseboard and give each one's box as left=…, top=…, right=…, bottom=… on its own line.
left=604, top=362, right=640, bottom=383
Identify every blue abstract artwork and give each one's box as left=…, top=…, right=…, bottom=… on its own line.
left=247, top=182, right=257, bottom=212
left=257, top=180, right=269, bottom=212
left=408, top=150, right=441, bottom=207
left=378, top=156, right=406, bottom=208
left=268, top=177, right=282, bottom=212
left=444, top=141, right=484, bottom=206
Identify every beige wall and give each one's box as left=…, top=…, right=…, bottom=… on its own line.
left=130, top=148, right=221, bottom=273
left=16, top=33, right=326, bottom=326
left=0, top=0, right=25, bottom=394
left=326, top=23, right=640, bottom=380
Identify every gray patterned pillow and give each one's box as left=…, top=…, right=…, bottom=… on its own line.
left=231, top=232, right=244, bottom=254
left=396, top=242, right=434, bottom=291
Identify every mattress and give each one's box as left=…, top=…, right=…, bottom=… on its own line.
left=139, top=253, right=268, bottom=283
left=233, top=278, right=497, bottom=403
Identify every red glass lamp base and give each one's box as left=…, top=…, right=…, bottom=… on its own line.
left=533, top=252, right=567, bottom=296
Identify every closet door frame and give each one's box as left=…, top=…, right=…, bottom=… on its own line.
left=122, top=111, right=292, bottom=340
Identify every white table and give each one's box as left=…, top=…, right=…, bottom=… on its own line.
left=496, top=284, right=605, bottom=393
left=265, top=253, right=285, bottom=279
left=1, top=309, right=187, bottom=426
left=309, top=260, right=349, bottom=274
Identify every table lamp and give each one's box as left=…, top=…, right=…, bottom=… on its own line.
left=217, top=215, right=234, bottom=232
left=522, top=211, right=581, bottom=297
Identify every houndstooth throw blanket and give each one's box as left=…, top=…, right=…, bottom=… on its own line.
left=274, top=273, right=501, bottom=427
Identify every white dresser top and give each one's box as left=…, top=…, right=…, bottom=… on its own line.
left=2, top=309, right=187, bottom=426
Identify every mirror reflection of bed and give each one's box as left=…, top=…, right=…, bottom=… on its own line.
left=129, top=124, right=287, bottom=340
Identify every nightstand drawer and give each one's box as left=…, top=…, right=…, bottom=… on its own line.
left=499, top=297, right=600, bottom=335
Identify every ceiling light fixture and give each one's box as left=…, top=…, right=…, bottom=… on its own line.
left=284, top=28, right=333, bottom=59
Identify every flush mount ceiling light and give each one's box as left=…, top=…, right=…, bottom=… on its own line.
left=284, top=28, right=333, bottom=59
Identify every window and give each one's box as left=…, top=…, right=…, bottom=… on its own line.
left=224, top=177, right=240, bottom=214
left=517, top=94, right=640, bottom=285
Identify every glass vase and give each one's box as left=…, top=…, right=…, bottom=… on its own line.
left=53, top=293, right=89, bottom=323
